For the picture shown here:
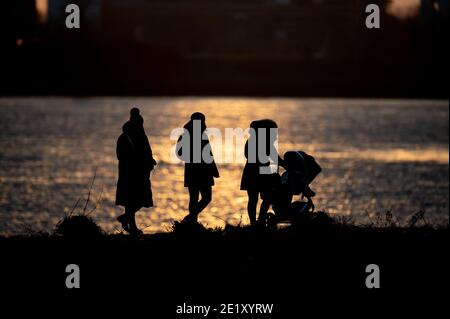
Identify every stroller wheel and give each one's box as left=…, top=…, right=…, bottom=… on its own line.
left=266, top=212, right=277, bottom=230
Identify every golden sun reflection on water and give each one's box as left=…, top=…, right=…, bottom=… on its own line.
left=387, top=0, right=421, bottom=19
left=35, top=0, right=49, bottom=23
left=0, top=97, right=448, bottom=235
left=309, top=147, right=448, bottom=164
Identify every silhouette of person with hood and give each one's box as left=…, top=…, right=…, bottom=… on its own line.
left=240, top=119, right=284, bottom=226
left=116, top=108, right=157, bottom=235
left=176, top=112, right=219, bottom=223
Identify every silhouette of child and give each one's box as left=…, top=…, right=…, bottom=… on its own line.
left=176, top=112, right=219, bottom=223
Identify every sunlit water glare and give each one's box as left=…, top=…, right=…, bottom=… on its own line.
left=0, top=97, right=448, bottom=235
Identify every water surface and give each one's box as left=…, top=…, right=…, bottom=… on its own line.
left=0, top=97, right=448, bottom=235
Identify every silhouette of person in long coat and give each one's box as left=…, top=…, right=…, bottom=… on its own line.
left=176, top=112, right=219, bottom=223
left=116, top=108, right=157, bottom=235
left=240, top=119, right=284, bottom=226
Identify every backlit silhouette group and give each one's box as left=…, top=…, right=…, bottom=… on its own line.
left=116, top=108, right=318, bottom=235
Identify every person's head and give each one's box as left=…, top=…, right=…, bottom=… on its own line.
left=249, top=120, right=259, bottom=130
left=130, top=107, right=144, bottom=125
left=249, top=119, right=278, bottom=137
left=190, top=112, right=206, bottom=123
left=259, top=119, right=278, bottom=129
left=122, top=120, right=134, bottom=134
left=186, top=112, right=207, bottom=132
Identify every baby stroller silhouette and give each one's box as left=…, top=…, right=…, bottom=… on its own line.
left=265, top=151, right=322, bottom=229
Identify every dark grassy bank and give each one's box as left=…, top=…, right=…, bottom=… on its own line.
left=0, top=215, right=448, bottom=317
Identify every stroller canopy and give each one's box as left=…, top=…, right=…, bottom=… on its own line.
left=284, top=151, right=322, bottom=185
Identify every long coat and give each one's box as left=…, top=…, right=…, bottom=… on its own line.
left=115, top=123, right=155, bottom=208
left=176, top=121, right=219, bottom=188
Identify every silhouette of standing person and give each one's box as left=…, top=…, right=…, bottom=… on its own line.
left=116, top=108, right=157, bottom=235
left=176, top=112, right=219, bottom=223
left=240, top=119, right=284, bottom=226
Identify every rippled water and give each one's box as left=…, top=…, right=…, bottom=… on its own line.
left=0, top=97, right=448, bottom=235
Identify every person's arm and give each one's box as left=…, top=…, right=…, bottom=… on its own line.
left=116, top=136, right=130, bottom=161
left=176, top=133, right=184, bottom=158
left=244, top=140, right=249, bottom=159
left=147, top=138, right=157, bottom=166
left=209, top=143, right=220, bottom=178
left=267, top=141, right=285, bottom=168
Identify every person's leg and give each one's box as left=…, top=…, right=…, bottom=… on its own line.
left=125, top=205, right=141, bottom=233
left=116, top=211, right=130, bottom=232
left=188, top=187, right=200, bottom=215
left=184, top=186, right=200, bottom=222
left=197, top=186, right=212, bottom=215
left=247, top=190, right=259, bottom=226
left=258, top=199, right=271, bottom=225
